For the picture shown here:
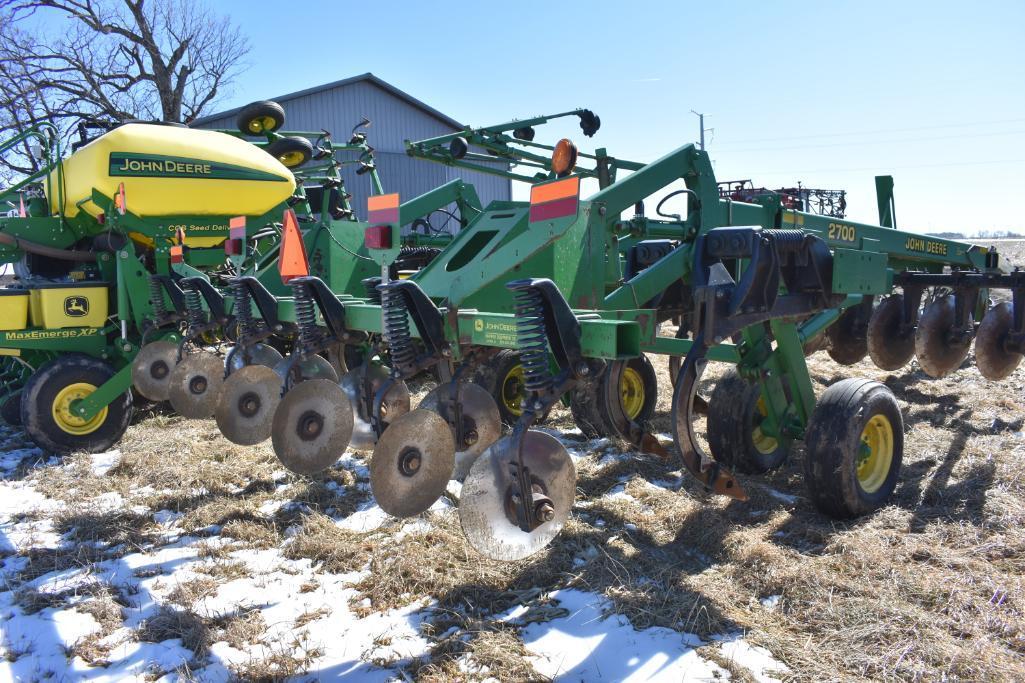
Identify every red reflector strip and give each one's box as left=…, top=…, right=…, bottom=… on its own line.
left=367, top=193, right=400, bottom=225
left=365, top=225, right=392, bottom=249
left=224, top=239, right=242, bottom=255
left=529, top=195, right=578, bottom=223
left=170, top=245, right=183, bottom=264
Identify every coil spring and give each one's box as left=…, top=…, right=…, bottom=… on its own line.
left=148, top=277, right=168, bottom=318
left=509, top=284, right=552, bottom=394
left=362, top=277, right=382, bottom=304
left=290, top=280, right=320, bottom=351
left=183, top=286, right=205, bottom=329
left=379, top=283, right=416, bottom=371
left=230, top=279, right=256, bottom=338
left=763, top=229, right=805, bottom=254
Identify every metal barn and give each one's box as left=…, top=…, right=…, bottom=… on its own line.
left=193, top=73, right=511, bottom=228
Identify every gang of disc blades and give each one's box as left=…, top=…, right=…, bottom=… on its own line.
left=131, top=341, right=179, bottom=401
left=270, top=378, right=353, bottom=475
left=215, top=364, right=282, bottom=445
left=370, top=409, right=455, bottom=518
left=419, top=382, right=502, bottom=480
left=459, top=430, right=575, bottom=562
left=167, top=351, right=225, bottom=419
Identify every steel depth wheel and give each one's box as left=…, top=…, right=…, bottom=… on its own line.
left=803, top=378, right=903, bottom=518
left=21, top=354, right=132, bottom=455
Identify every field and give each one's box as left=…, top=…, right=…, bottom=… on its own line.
left=1, top=242, right=1024, bottom=681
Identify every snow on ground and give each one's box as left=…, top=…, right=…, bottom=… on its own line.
left=0, top=427, right=791, bottom=681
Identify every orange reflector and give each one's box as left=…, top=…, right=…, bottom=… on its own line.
left=170, top=245, right=183, bottom=264
left=278, top=208, right=309, bottom=283
left=530, top=176, right=580, bottom=205
left=551, top=138, right=578, bottom=177
left=229, top=216, right=246, bottom=241
left=529, top=176, right=581, bottom=223
left=18, top=194, right=26, bottom=218
left=367, top=193, right=400, bottom=224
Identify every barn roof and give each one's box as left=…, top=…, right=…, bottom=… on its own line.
left=192, top=72, right=462, bottom=129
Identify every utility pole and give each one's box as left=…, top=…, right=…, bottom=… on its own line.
left=690, top=110, right=710, bottom=150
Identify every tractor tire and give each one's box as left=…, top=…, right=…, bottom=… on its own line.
left=265, top=136, right=313, bottom=169
left=1, top=392, right=22, bottom=426
left=571, top=355, right=658, bottom=439
left=21, top=354, right=133, bottom=455
left=707, top=370, right=789, bottom=474
left=473, top=349, right=532, bottom=426
left=803, top=378, right=903, bottom=518
left=237, top=100, right=285, bottom=136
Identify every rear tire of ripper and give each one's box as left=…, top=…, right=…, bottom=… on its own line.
left=707, top=370, right=790, bottom=474
left=803, top=378, right=903, bottom=518
left=571, top=355, right=658, bottom=439
left=21, top=354, right=133, bottom=455
left=473, top=349, right=536, bottom=427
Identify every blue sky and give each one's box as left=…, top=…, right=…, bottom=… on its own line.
left=217, top=0, right=1024, bottom=234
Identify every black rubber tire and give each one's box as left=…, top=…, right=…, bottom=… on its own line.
left=867, top=294, right=916, bottom=371
left=707, top=370, right=790, bottom=474
left=236, top=100, right=285, bottom=136
left=571, top=355, right=658, bottom=439
left=21, top=354, right=133, bottom=455
left=826, top=306, right=869, bottom=365
left=473, top=349, right=530, bottom=426
left=265, top=136, right=313, bottom=168
left=803, top=378, right=903, bottom=518
left=1, top=392, right=22, bottom=426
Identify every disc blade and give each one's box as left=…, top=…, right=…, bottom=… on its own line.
left=271, top=379, right=352, bottom=475
left=226, top=343, right=284, bottom=374
left=459, top=430, right=575, bottom=561
left=867, top=294, right=916, bottom=371
left=167, top=352, right=225, bottom=419
left=340, top=368, right=411, bottom=451
left=132, top=341, right=179, bottom=401
left=215, top=364, right=282, bottom=445
left=976, top=302, right=1023, bottom=380
left=273, top=354, right=338, bottom=385
left=370, top=409, right=455, bottom=518
left=915, top=296, right=971, bottom=378
left=419, top=382, right=502, bottom=480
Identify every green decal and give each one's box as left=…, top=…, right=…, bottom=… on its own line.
left=109, top=153, right=287, bottom=182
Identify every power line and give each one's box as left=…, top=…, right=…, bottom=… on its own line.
left=714, top=117, right=1025, bottom=147
left=739, top=158, right=1025, bottom=176
left=715, top=128, right=1025, bottom=153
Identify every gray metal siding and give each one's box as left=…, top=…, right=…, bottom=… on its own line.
left=198, top=80, right=511, bottom=215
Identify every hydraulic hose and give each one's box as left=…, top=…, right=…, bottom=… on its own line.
left=0, top=231, right=98, bottom=261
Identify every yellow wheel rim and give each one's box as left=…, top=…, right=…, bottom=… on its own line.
left=856, top=414, right=894, bottom=493
left=279, top=151, right=305, bottom=167
left=751, top=396, right=779, bottom=455
left=501, top=365, right=525, bottom=417
left=619, top=366, right=646, bottom=420
left=51, top=382, right=107, bottom=436
left=248, top=115, right=277, bottom=134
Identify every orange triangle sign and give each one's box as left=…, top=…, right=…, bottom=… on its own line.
left=278, top=208, right=309, bottom=283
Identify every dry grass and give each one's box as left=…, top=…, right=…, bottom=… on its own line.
left=6, top=281, right=1025, bottom=680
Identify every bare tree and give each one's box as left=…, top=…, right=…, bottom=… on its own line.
left=0, top=0, right=250, bottom=177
